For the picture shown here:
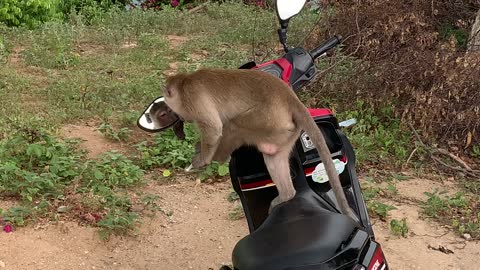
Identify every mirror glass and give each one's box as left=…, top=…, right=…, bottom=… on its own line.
left=137, top=96, right=179, bottom=133
left=276, top=0, right=307, bottom=21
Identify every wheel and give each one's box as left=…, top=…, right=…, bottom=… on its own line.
left=219, top=265, right=233, bottom=270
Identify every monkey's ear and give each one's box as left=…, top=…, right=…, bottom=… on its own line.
left=172, top=120, right=186, bottom=140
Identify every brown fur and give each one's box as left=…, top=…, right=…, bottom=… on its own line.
left=162, top=68, right=356, bottom=219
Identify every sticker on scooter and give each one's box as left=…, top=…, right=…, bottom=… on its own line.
left=300, top=132, right=315, bottom=151
left=311, top=159, right=346, bottom=183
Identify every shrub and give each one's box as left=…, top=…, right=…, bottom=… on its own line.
left=312, top=0, right=480, bottom=157
left=0, top=130, right=82, bottom=202
left=0, top=0, right=62, bottom=27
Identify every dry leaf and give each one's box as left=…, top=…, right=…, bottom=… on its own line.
left=465, top=131, right=472, bottom=149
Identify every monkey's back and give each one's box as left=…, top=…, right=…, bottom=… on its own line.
left=183, top=68, right=302, bottom=144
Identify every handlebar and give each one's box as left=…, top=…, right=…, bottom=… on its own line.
left=309, top=35, right=343, bottom=59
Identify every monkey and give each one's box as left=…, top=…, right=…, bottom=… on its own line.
left=147, top=100, right=186, bottom=140
left=160, top=68, right=357, bottom=220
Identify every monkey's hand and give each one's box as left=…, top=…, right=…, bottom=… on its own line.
left=192, top=153, right=209, bottom=169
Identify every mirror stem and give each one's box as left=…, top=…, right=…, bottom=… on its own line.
left=278, top=20, right=289, bottom=53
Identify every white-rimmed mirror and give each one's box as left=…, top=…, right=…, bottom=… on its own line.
left=276, top=0, right=307, bottom=21
left=137, top=96, right=180, bottom=133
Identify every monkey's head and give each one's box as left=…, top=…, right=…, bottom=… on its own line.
left=146, top=101, right=186, bottom=140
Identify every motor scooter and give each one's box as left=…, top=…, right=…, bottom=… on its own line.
left=137, top=1, right=389, bottom=269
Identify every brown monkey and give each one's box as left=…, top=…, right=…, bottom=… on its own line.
left=147, top=101, right=185, bottom=140
left=162, top=68, right=356, bottom=219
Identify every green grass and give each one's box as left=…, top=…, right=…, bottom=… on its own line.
left=1, top=1, right=476, bottom=240
left=0, top=2, right=320, bottom=237
left=390, top=218, right=409, bottom=238
left=422, top=189, right=479, bottom=239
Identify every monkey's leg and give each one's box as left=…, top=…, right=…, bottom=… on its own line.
left=262, top=147, right=296, bottom=213
left=192, top=116, right=223, bottom=168
left=212, top=134, right=242, bottom=163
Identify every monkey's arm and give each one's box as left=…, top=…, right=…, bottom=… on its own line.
left=192, top=113, right=223, bottom=168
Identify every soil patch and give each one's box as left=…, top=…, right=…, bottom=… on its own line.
left=60, top=123, right=129, bottom=158
left=0, top=179, right=247, bottom=270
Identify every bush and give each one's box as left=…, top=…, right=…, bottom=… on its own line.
left=311, top=0, right=480, bottom=157
left=0, top=0, right=63, bottom=27
left=0, top=130, right=82, bottom=202
left=60, top=0, right=127, bottom=23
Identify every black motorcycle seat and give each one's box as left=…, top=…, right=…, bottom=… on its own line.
left=232, top=190, right=359, bottom=270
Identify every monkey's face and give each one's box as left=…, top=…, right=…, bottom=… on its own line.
left=146, top=102, right=185, bottom=140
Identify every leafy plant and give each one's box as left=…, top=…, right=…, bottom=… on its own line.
left=81, top=151, right=144, bottom=192
left=423, top=189, right=468, bottom=218
left=390, top=218, right=409, bottom=238
left=439, top=23, right=469, bottom=48
left=97, top=122, right=131, bottom=142
left=367, top=201, right=396, bottom=219
left=139, top=0, right=194, bottom=10
left=337, top=102, right=411, bottom=167
left=422, top=189, right=479, bottom=239
left=0, top=0, right=63, bottom=27
left=472, top=144, right=480, bottom=159
left=135, top=124, right=198, bottom=169
left=199, top=161, right=229, bottom=181
left=2, top=206, right=33, bottom=226
left=0, top=36, right=6, bottom=62
left=228, top=204, right=244, bottom=221
left=227, top=189, right=239, bottom=202
left=97, top=208, right=139, bottom=239
left=0, top=131, right=82, bottom=202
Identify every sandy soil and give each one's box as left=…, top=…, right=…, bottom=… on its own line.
left=0, top=180, right=247, bottom=270
left=1, top=176, right=479, bottom=270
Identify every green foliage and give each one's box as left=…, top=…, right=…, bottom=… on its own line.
left=0, top=36, right=6, bottom=62
left=0, top=131, right=82, bottom=202
left=97, top=122, right=131, bottom=142
left=23, top=22, right=78, bottom=69
left=423, top=189, right=468, bottom=218
left=339, top=102, right=411, bottom=166
left=97, top=208, right=139, bottom=239
left=228, top=204, right=244, bottom=220
left=199, top=161, right=230, bottom=181
left=422, top=189, right=479, bottom=239
left=367, top=201, right=396, bottom=219
left=1, top=206, right=33, bottom=226
left=472, top=144, right=480, bottom=159
left=60, top=0, right=126, bottom=24
left=227, top=189, right=239, bottom=202
left=0, top=0, right=62, bottom=27
left=439, top=23, right=469, bottom=48
left=135, top=124, right=197, bottom=170
left=81, top=151, right=144, bottom=192
left=390, top=218, right=409, bottom=238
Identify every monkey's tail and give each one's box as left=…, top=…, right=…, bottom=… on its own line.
left=292, top=102, right=357, bottom=220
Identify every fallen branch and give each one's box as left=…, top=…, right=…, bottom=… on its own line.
left=432, top=148, right=472, bottom=171
left=188, top=2, right=209, bottom=14
left=404, top=147, right=418, bottom=167
left=407, top=123, right=480, bottom=178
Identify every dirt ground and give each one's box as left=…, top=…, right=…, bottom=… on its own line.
left=1, top=125, right=479, bottom=270
left=1, top=176, right=479, bottom=270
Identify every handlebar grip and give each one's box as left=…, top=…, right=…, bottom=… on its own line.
left=309, top=35, right=343, bottom=59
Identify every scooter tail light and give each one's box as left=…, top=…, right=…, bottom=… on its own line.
left=367, top=245, right=387, bottom=270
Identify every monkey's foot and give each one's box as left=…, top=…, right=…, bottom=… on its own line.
left=344, top=207, right=360, bottom=223
left=192, top=153, right=209, bottom=169
left=268, top=194, right=295, bottom=214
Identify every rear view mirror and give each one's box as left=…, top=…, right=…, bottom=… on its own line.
left=137, top=96, right=179, bottom=133
left=276, top=0, right=307, bottom=21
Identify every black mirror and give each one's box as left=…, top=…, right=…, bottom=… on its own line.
left=137, top=96, right=180, bottom=133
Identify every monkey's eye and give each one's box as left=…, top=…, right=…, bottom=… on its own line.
left=145, top=113, right=152, bottom=123
left=159, top=112, right=167, bottom=117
